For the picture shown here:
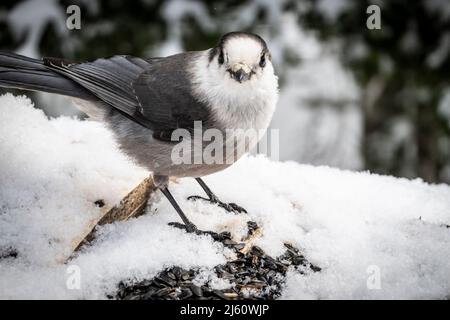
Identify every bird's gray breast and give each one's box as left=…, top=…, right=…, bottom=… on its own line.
left=97, top=53, right=228, bottom=177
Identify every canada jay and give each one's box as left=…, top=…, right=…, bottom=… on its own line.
left=0, top=32, right=279, bottom=237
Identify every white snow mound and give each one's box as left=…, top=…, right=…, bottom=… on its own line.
left=0, top=94, right=449, bottom=299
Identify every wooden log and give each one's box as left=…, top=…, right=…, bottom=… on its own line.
left=68, top=177, right=157, bottom=260
left=65, top=175, right=261, bottom=263
left=239, top=227, right=263, bottom=255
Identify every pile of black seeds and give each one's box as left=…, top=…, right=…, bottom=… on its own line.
left=0, top=247, right=18, bottom=260
left=115, top=221, right=321, bottom=300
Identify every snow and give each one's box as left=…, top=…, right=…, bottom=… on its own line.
left=425, top=0, right=450, bottom=21
left=1, top=93, right=450, bottom=299
left=438, top=88, right=450, bottom=127
left=426, top=33, right=450, bottom=68
left=269, top=13, right=362, bottom=170
left=7, top=0, right=67, bottom=58
left=155, top=0, right=214, bottom=57
left=317, top=0, right=350, bottom=21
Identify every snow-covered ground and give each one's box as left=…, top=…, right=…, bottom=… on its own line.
left=0, top=94, right=450, bottom=299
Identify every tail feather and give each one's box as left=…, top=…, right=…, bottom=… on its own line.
left=0, top=52, right=95, bottom=100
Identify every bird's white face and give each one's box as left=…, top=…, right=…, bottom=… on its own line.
left=214, top=35, right=273, bottom=84
left=191, top=32, right=278, bottom=131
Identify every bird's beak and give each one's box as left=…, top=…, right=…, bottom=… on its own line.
left=229, top=63, right=252, bottom=83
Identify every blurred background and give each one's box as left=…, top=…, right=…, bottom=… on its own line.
left=0, top=0, right=449, bottom=183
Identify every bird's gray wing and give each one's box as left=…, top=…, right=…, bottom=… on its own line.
left=132, top=52, right=210, bottom=133
left=43, top=53, right=210, bottom=136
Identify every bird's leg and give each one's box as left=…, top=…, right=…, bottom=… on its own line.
left=154, top=175, right=230, bottom=241
left=188, top=178, right=247, bottom=214
left=160, top=187, right=198, bottom=233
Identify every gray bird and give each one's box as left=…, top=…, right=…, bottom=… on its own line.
left=0, top=32, right=279, bottom=238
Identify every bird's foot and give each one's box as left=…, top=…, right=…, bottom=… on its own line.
left=168, top=222, right=232, bottom=242
left=187, top=195, right=247, bottom=214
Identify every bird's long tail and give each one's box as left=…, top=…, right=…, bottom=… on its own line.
left=0, top=52, right=94, bottom=100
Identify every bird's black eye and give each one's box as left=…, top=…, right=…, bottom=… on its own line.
left=218, top=50, right=224, bottom=65
left=259, top=54, right=266, bottom=68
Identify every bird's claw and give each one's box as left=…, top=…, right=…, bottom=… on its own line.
left=168, top=222, right=231, bottom=242
left=187, top=195, right=247, bottom=214
left=187, top=195, right=210, bottom=202
left=168, top=221, right=198, bottom=233
left=218, top=202, right=247, bottom=214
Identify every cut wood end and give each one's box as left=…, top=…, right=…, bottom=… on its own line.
left=239, top=227, right=263, bottom=255
left=68, top=176, right=157, bottom=261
